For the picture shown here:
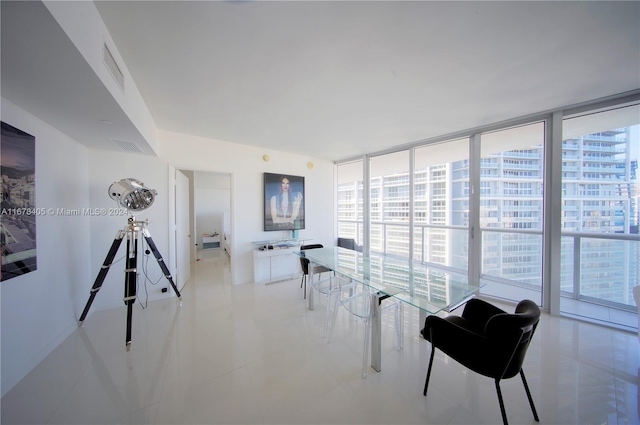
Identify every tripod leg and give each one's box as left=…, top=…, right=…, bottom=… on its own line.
left=124, top=231, right=138, bottom=351
left=78, top=229, right=126, bottom=325
left=142, top=228, right=182, bottom=300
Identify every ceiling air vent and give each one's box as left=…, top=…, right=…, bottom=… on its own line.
left=103, top=43, right=124, bottom=91
left=112, top=139, right=142, bottom=153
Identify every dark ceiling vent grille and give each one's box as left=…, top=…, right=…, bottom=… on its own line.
left=112, top=139, right=142, bottom=153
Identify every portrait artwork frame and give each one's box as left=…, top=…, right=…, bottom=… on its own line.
left=263, top=173, right=305, bottom=232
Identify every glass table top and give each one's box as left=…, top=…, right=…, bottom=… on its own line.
left=295, top=246, right=481, bottom=314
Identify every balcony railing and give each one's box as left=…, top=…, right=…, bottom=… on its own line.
left=560, top=231, right=639, bottom=310
left=338, top=219, right=640, bottom=315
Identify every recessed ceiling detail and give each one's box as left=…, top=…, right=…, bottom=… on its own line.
left=103, top=43, right=124, bottom=92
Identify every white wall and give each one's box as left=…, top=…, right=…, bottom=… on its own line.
left=157, top=130, right=335, bottom=285
left=1, top=99, right=92, bottom=396
left=0, top=102, right=336, bottom=396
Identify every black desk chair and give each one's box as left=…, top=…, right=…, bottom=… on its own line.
left=337, top=237, right=363, bottom=252
left=299, top=244, right=330, bottom=299
left=421, top=298, right=540, bottom=425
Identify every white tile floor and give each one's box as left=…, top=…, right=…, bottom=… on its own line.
left=2, top=250, right=639, bottom=425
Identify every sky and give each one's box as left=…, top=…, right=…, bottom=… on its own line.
left=1, top=122, right=35, bottom=172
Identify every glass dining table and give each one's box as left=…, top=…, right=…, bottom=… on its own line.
left=295, top=246, right=482, bottom=373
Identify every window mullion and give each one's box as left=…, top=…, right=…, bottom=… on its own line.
left=545, top=111, right=563, bottom=315
left=363, top=155, right=370, bottom=256
left=469, top=134, right=482, bottom=285
left=409, top=148, right=415, bottom=262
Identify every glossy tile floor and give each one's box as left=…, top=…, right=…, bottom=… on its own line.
left=2, top=250, right=639, bottom=425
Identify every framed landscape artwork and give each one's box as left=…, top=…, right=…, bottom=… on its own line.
left=1, top=122, right=37, bottom=281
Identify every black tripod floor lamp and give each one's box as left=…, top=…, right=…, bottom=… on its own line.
left=78, top=178, right=182, bottom=351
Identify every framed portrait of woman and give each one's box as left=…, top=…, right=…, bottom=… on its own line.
left=263, top=173, right=305, bottom=231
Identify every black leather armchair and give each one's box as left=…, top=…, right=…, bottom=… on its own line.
left=421, top=298, right=540, bottom=425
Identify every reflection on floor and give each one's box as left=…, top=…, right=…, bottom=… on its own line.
left=2, top=249, right=639, bottom=424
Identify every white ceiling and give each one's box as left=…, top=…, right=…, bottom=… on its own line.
left=3, top=1, right=640, bottom=162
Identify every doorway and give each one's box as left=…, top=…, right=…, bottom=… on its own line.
left=192, top=171, right=231, bottom=262
left=170, top=168, right=232, bottom=289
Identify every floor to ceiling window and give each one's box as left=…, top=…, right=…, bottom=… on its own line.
left=414, top=138, right=469, bottom=273
left=336, top=160, right=364, bottom=245
left=369, top=150, right=410, bottom=258
left=560, top=104, right=639, bottom=329
left=479, top=122, right=546, bottom=306
left=335, top=93, right=639, bottom=331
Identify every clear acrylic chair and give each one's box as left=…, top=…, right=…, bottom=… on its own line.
left=308, top=273, right=345, bottom=337
left=328, top=283, right=404, bottom=378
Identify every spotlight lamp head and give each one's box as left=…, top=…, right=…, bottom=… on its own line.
left=108, top=178, right=157, bottom=212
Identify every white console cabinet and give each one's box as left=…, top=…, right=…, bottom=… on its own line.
left=252, top=239, right=309, bottom=284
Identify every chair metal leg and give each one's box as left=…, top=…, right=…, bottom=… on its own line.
left=423, top=345, right=435, bottom=396
left=520, top=369, right=540, bottom=422
left=495, top=379, right=508, bottom=425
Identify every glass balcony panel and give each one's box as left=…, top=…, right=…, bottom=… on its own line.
left=479, top=230, right=543, bottom=302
